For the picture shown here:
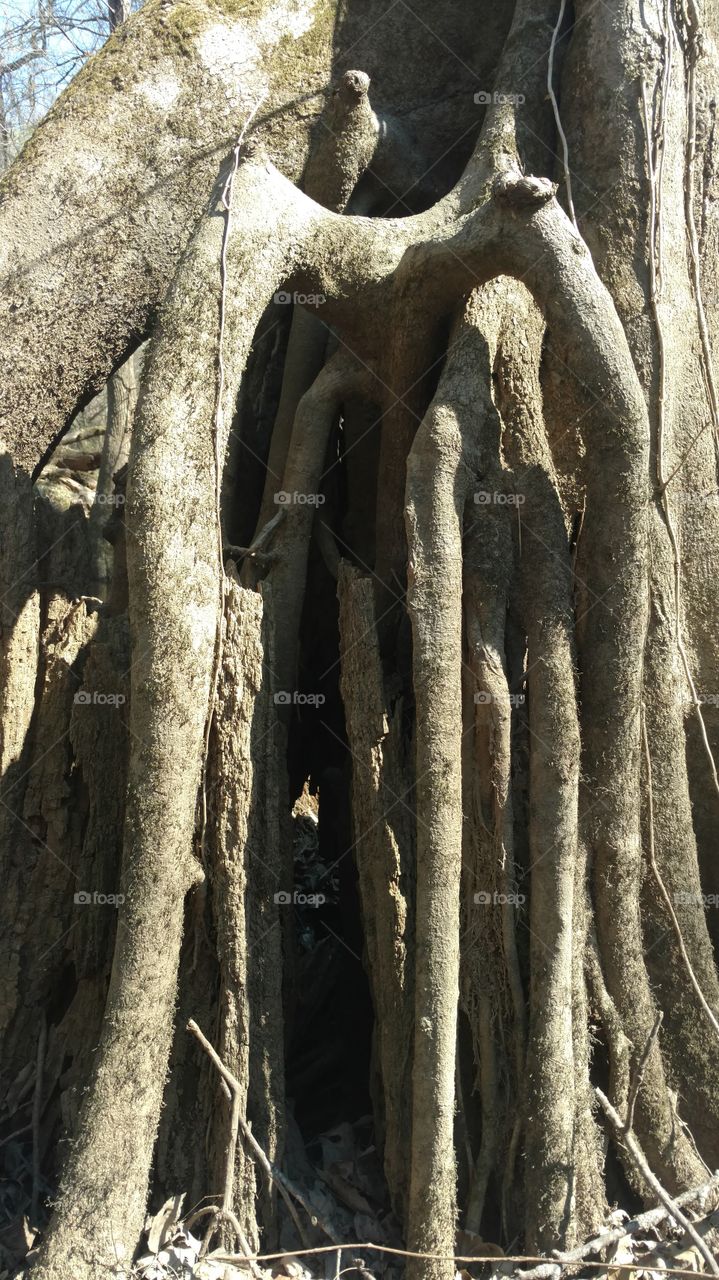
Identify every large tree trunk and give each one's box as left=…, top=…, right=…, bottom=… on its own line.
left=4, top=1, right=719, bottom=1279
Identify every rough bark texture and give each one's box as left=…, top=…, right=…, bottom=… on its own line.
left=207, top=577, right=284, bottom=1243
left=4, top=1, right=719, bottom=1278
left=338, top=566, right=415, bottom=1219
left=0, top=0, right=338, bottom=474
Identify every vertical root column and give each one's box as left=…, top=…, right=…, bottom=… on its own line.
left=493, top=288, right=600, bottom=1248
left=456, top=299, right=526, bottom=1239
left=518, top=474, right=582, bottom=1250
left=462, top=507, right=525, bottom=1240
left=32, top=154, right=307, bottom=1279
left=403, top=314, right=486, bottom=1280
left=496, top=193, right=707, bottom=1196
left=208, top=578, right=285, bottom=1244
left=338, top=564, right=415, bottom=1218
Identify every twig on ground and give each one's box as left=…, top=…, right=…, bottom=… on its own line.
left=206, top=1237, right=719, bottom=1278
left=184, top=1019, right=263, bottom=1274
left=595, top=1086, right=719, bottom=1275
left=187, top=1019, right=340, bottom=1247
left=550, top=1169, right=719, bottom=1267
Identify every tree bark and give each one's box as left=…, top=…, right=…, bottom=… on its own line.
left=33, top=157, right=313, bottom=1280
left=6, top=2, right=719, bottom=1276
left=0, top=0, right=339, bottom=475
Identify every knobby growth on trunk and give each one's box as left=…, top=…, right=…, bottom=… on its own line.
left=2, top=0, right=719, bottom=1278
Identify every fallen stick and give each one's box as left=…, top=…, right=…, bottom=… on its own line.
left=555, top=1169, right=719, bottom=1268
left=595, top=1087, right=719, bottom=1276
left=205, top=1240, right=716, bottom=1277
left=187, top=1019, right=341, bottom=1247
left=184, top=1019, right=264, bottom=1275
